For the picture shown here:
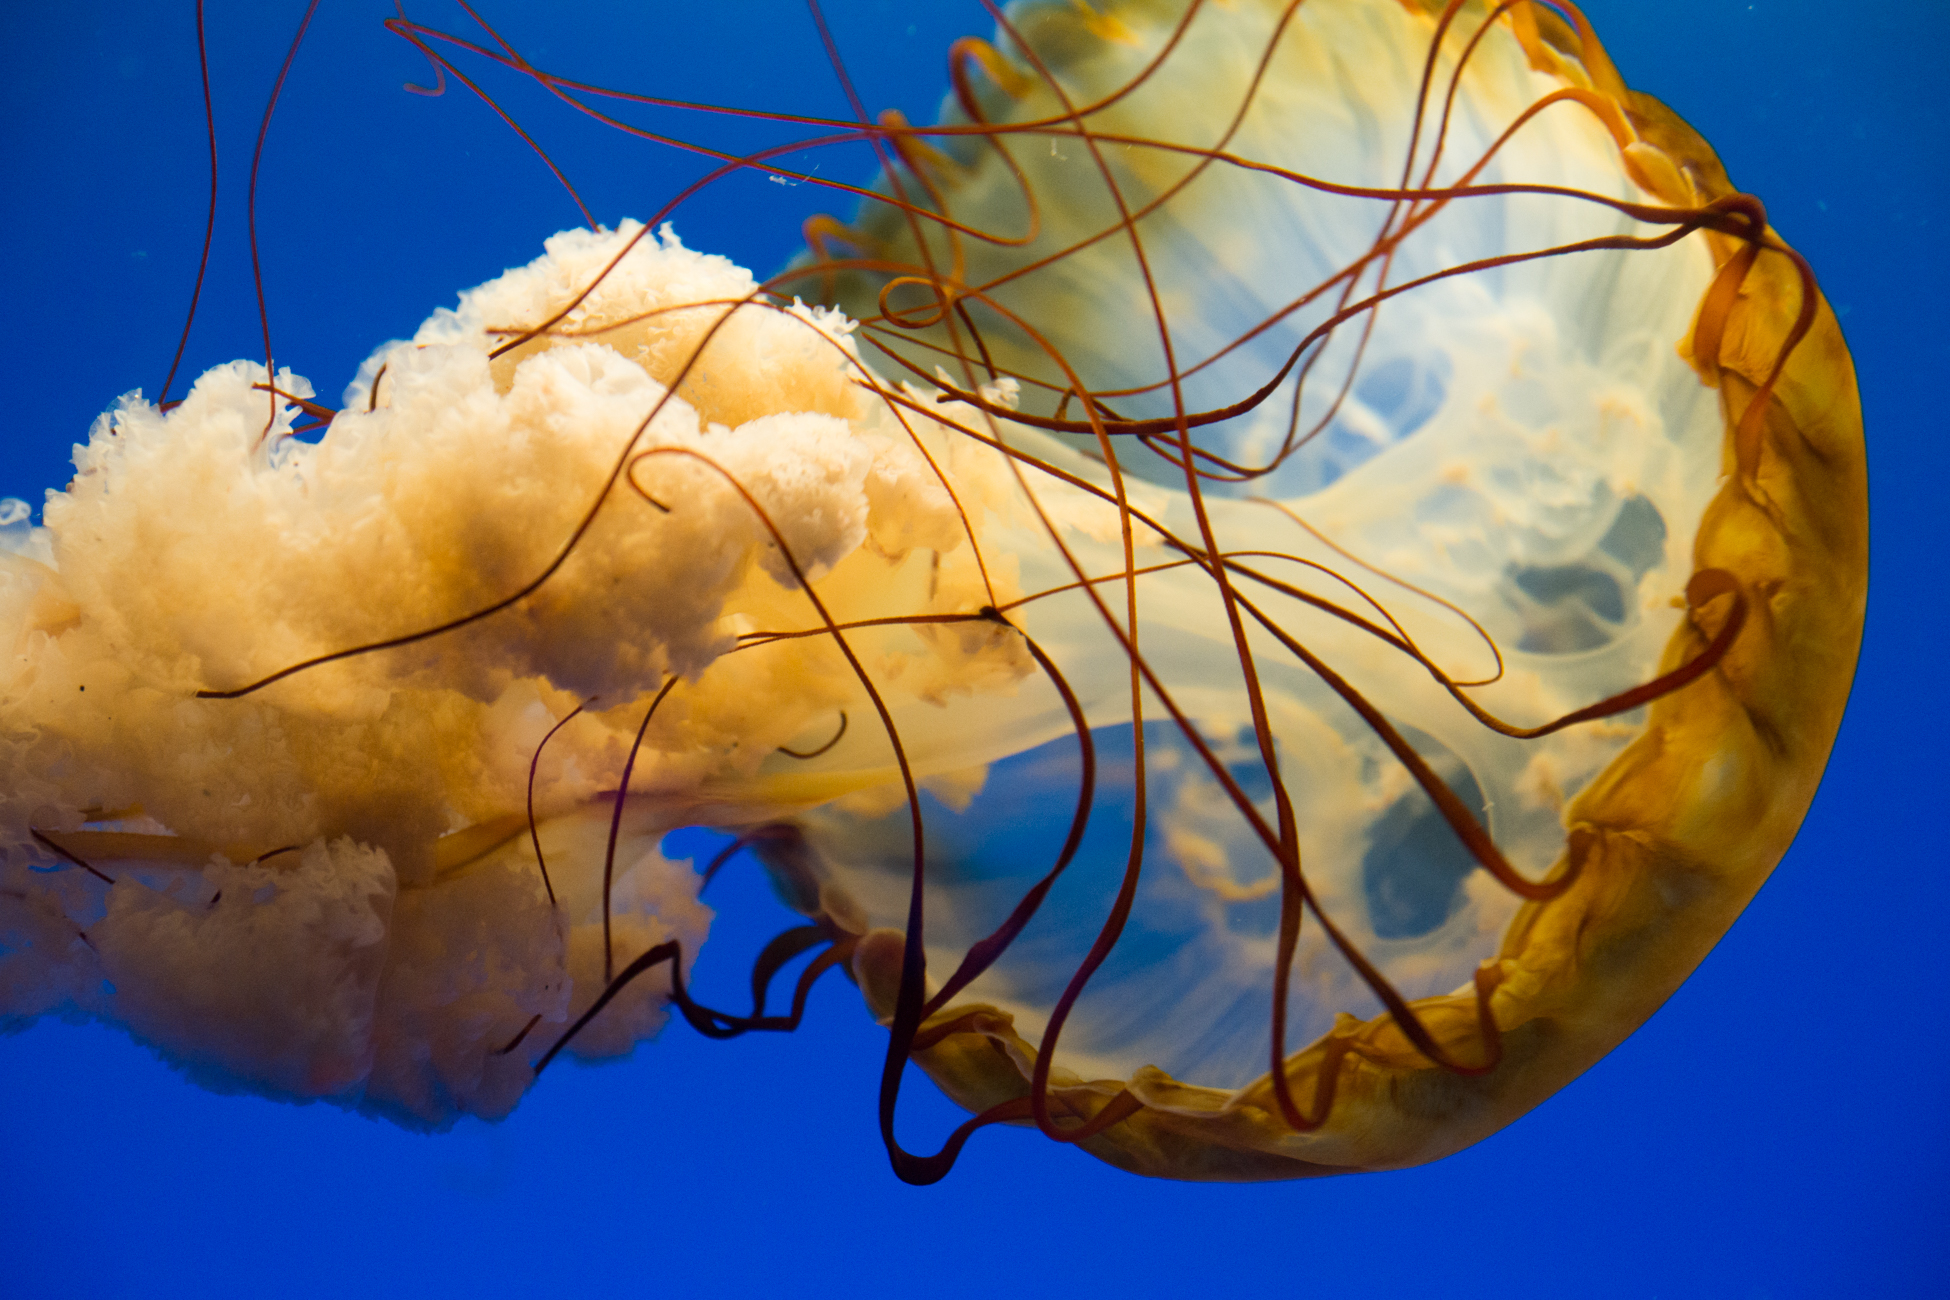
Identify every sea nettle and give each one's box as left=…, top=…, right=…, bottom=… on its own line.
left=0, top=0, right=1862, bottom=1182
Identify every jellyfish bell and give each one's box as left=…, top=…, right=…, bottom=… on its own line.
left=772, top=0, right=1864, bottom=1179
left=0, top=0, right=1862, bottom=1182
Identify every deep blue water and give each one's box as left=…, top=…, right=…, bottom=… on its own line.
left=1, top=3, right=1943, bottom=1296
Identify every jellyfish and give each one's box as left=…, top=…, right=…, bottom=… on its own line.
left=0, top=0, right=1863, bottom=1184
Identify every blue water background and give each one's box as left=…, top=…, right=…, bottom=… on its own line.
left=1, top=3, right=1943, bottom=1296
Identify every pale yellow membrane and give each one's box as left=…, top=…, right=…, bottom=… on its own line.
left=797, top=0, right=1865, bottom=1179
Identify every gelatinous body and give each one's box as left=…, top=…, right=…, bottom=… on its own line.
left=0, top=0, right=1863, bottom=1180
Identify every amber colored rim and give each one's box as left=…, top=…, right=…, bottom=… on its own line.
left=837, top=0, right=1867, bottom=1181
